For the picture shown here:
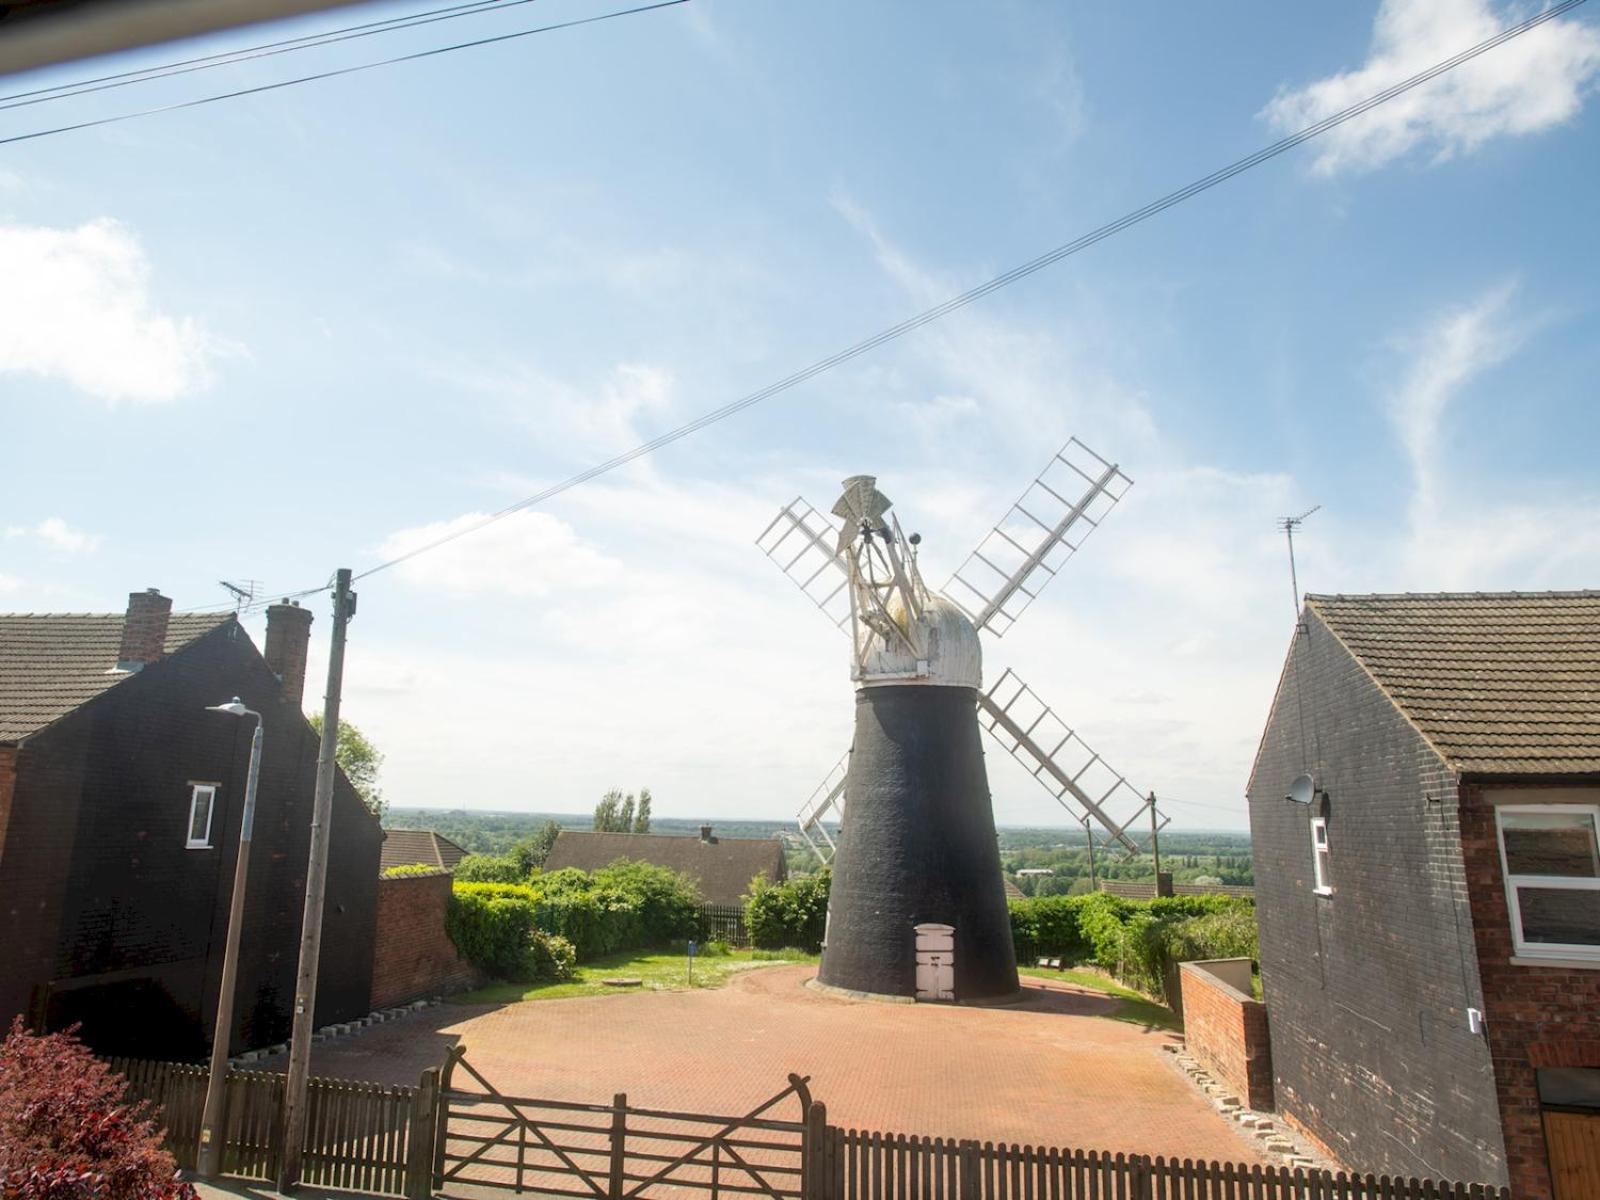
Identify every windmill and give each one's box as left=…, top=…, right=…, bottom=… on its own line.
left=756, top=438, right=1166, bottom=1001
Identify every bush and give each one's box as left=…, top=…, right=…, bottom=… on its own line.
left=746, top=870, right=829, bottom=952
left=1007, top=894, right=1093, bottom=962
left=699, top=940, right=731, bottom=958
left=447, top=882, right=541, bottom=978
left=0, top=1018, right=195, bottom=1200
left=382, top=863, right=444, bottom=878
left=526, top=930, right=578, bottom=981
left=592, top=859, right=701, bottom=946
left=454, top=854, right=529, bottom=884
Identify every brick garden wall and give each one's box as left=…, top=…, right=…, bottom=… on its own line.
left=1247, top=614, right=1506, bottom=1186
left=371, top=870, right=485, bottom=1010
left=1458, top=782, right=1600, bottom=1200
left=1179, top=959, right=1273, bottom=1111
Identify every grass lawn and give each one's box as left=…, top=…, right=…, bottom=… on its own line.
left=1018, top=963, right=1180, bottom=1030
left=456, top=948, right=819, bottom=1004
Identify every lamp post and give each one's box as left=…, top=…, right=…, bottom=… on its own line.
left=196, top=697, right=263, bottom=1179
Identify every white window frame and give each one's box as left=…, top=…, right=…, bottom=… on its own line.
left=1310, top=816, right=1332, bottom=896
left=187, top=783, right=218, bottom=849
left=1496, top=803, right=1600, bottom=963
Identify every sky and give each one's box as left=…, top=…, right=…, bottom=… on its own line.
left=3, top=0, right=1599, bottom=833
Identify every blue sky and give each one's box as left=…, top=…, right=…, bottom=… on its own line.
left=3, top=0, right=1598, bottom=831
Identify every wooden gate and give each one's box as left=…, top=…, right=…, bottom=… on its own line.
left=433, top=1046, right=821, bottom=1200
left=1545, top=1109, right=1600, bottom=1200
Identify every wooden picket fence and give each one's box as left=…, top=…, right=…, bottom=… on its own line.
left=818, top=1129, right=1510, bottom=1200
left=110, top=1057, right=423, bottom=1195
left=106, top=1054, right=1509, bottom=1200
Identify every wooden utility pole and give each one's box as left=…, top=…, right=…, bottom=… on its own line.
left=1148, top=792, right=1162, bottom=880
left=278, top=568, right=354, bottom=1189
left=1082, top=815, right=1098, bottom=893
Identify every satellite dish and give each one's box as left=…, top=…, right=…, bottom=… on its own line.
left=1286, top=773, right=1316, bottom=805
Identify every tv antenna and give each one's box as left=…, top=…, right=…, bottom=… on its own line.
left=758, top=437, right=1168, bottom=862
left=1277, top=506, right=1320, bottom=622
left=218, top=579, right=260, bottom=613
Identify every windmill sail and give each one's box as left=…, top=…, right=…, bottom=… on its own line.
left=976, top=667, right=1158, bottom=853
left=795, top=751, right=850, bottom=865
left=943, top=438, right=1131, bottom=637
left=755, top=498, right=851, bottom=630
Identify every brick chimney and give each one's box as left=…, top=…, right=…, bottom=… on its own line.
left=699, top=824, right=715, bottom=844
left=264, top=599, right=314, bottom=709
left=116, top=589, right=172, bottom=672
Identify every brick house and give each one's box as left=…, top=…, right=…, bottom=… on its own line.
left=1248, top=592, right=1600, bottom=1198
left=544, top=825, right=785, bottom=907
left=0, top=589, right=382, bottom=1060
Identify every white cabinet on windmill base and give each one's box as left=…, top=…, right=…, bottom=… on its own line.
left=914, top=923, right=955, bottom=1001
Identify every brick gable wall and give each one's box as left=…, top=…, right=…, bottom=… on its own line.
left=1248, top=614, right=1505, bottom=1185
left=370, top=871, right=485, bottom=1010
left=1459, top=782, right=1600, bottom=1200
left=1179, top=959, right=1273, bottom=1111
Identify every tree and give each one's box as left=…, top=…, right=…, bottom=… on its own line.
left=0, top=1018, right=195, bottom=1200
left=309, top=714, right=385, bottom=821
left=510, top=820, right=563, bottom=873
left=593, top=788, right=652, bottom=833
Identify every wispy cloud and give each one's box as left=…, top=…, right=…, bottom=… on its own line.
left=5, top=517, right=103, bottom=554
left=375, top=509, right=623, bottom=598
left=0, top=219, right=232, bottom=402
left=1264, top=0, right=1600, bottom=175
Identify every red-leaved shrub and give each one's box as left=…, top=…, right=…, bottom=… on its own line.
left=0, top=1018, right=196, bottom=1200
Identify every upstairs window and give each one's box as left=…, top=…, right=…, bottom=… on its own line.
left=1310, top=817, right=1332, bottom=895
left=1497, top=806, right=1600, bottom=962
left=187, top=783, right=217, bottom=849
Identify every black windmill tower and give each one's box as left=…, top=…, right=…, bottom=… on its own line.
left=757, top=438, right=1168, bottom=1002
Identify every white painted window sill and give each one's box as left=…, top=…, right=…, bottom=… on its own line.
left=1312, top=887, right=1333, bottom=897
left=1509, top=954, right=1600, bottom=970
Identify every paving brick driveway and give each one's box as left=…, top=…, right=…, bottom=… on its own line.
left=259, top=965, right=1262, bottom=1164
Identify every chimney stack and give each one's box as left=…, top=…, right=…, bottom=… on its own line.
left=699, top=824, right=714, bottom=844
left=116, top=589, right=172, bottom=672
left=265, top=599, right=314, bottom=710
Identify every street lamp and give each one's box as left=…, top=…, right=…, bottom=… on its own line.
left=196, top=697, right=263, bottom=1179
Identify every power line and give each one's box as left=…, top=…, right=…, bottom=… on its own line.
left=0, top=0, right=688, bottom=147
left=194, top=0, right=1587, bottom=615
left=0, top=0, right=546, bottom=114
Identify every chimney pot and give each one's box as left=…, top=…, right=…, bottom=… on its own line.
left=116, top=589, right=172, bottom=672
left=265, top=600, right=315, bottom=710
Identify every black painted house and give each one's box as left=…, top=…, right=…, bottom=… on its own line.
left=0, top=589, right=382, bottom=1060
left=1248, top=592, right=1600, bottom=1199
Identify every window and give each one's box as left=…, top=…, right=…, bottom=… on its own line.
left=1497, top=805, right=1600, bottom=961
left=187, top=784, right=217, bottom=849
left=1310, top=817, right=1332, bottom=895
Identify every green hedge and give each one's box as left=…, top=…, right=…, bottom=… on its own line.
left=446, top=860, right=701, bottom=975
left=454, top=854, right=528, bottom=884
left=746, top=870, right=830, bottom=953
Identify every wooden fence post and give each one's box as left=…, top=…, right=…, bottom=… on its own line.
left=609, top=1093, right=628, bottom=1200
left=408, top=1066, right=440, bottom=1200
left=1129, top=1153, right=1153, bottom=1200
left=958, top=1139, right=980, bottom=1200
left=804, top=1100, right=828, bottom=1200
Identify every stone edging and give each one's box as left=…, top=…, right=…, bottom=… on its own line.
left=228, top=996, right=445, bottom=1065
left=1160, top=1043, right=1329, bottom=1172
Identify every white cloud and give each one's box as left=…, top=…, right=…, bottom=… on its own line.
left=0, top=573, right=18, bottom=594
left=438, top=360, right=675, bottom=458
left=0, top=218, right=227, bottom=402
left=375, top=509, right=624, bottom=598
left=4, top=517, right=102, bottom=554
left=1264, top=0, right=1600, bottom=175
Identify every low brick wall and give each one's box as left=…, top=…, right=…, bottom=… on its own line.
left=371, top=870, right=485, bottom=1009
left=1179, top=958, right=1273, bottom=1111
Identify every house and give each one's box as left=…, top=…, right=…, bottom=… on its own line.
left=1247, top=591, right=1600, bottom=1198
left=380, top=828, right=468, bottom=873
left=0, top=589, right=382, bottom=1060
left=543, top=825, right=785, bottom=907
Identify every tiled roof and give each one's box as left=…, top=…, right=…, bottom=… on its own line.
left=0, top=612, right=234, bottom=743
left=543, top=830, right=786, bottom=907
left=380, top=829, right=469, bottom=873
left=1308, top=591, right=1600, bottom=775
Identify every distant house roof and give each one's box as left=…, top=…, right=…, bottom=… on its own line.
left=1307, top=591, right=1600, bottom=776
left=0, top=612, right=234, bottom=743
left=543, top=829, right=785, bottom=906
left=380, top=829, right=469, bottom=873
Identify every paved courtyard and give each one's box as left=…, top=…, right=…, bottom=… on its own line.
left=258, top=965, right=1263, bottom=1164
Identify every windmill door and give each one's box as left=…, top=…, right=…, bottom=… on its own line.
left=914, top=923, right=955, bottom=1001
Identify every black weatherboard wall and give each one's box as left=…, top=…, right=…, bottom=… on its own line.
left=1247, top=612, right=1504, bottom=1184
left=0, top=620, right=380, bottom=1059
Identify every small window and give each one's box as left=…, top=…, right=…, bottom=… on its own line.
left=1498, top=805, right=1600, bottom=961
left=1310, top=816, right=1332, bottom=895
left=187, top=784, right=217, bottom=849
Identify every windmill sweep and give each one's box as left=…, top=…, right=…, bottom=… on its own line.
left=756, top=438, right=1168, bottom=1003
